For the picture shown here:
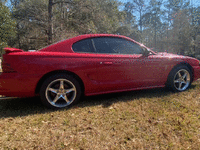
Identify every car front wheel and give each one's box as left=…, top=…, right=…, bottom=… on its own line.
left=167, top=65, right=192, bottom=92
left=39, top=73, right=82, bottom=109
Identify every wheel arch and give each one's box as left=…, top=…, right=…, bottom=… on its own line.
left=35, top=70, right=85, bottom=95
left=168, top=62, right=194, bottom=82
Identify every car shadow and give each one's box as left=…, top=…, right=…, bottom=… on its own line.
left=0, top=96, right=51, bottom=118
left=78, top=87, right=173, bottom=108
left=0, top=84, right=197, bottom=118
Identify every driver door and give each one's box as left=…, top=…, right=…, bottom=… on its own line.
left=88, top=37, right=158, bottom=91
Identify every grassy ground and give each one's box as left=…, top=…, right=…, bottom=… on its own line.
left=0, top=81, right=200, bottom=150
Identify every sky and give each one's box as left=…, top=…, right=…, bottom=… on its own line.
left=118, top=0, right=200, bottom=22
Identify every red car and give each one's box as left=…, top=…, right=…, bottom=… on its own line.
left=1, top=34, right=200, bottom=109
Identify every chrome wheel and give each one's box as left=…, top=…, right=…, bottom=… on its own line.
left=45, top=79, right=77, bottom=108
left=167, top=65, right=192, bottom=92
left=173, top=69, right=191, bottom=91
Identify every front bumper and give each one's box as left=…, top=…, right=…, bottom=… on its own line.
left=193, top=66, right=200, bottom=81
left=0, top=72, right=40, bottom=97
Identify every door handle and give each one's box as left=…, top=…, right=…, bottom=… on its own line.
left=100, top=61, right=113, bottom=65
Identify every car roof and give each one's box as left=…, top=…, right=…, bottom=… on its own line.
left=40, top=34, right=140, bottom=53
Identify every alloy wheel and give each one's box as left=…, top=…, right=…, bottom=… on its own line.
left=173, top=69, right=190, bottom=91
left=45, top=79, right=77, bottom=108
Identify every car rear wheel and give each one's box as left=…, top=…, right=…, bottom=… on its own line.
left=39, top=73, right=82, bottom=109
left=167, top=65, right=192, bottom=92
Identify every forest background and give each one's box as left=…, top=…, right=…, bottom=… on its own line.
left=0, top=0, right=200, bottom=58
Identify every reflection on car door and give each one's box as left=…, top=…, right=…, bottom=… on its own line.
left=72, top=37, right=166, bottom=94
left=88, top=37, right=166, bottom=91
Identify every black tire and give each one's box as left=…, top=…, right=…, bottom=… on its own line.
left=39, top=73, right=82, bottom=109
left=166, top=65, right=192, bottom=92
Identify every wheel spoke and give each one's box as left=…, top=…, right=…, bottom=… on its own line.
left=60, top=94, right=69, bottom=103
left=65, top=88, right=75, bottom=94
left=48, top=88, right=58, bottom=94
left=178, top=72, right=182, bottom=78
left=182, top=73, right=187, bottom=80
left=64, top=94, right=70, bottom=103
left=60, top=80, right=64, bottom=89
left=182, top=80, right=187, bottom=84
left=178, top=82, right=182, bottom=90
left=174, top=80, right=180, bottom=83
left=53, top=94, right=60, bottom=103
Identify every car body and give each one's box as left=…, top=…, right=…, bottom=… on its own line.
left=0, top=34, right=200, bottom=109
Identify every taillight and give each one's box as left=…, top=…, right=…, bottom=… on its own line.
left=1, top=60, right=17, bottom=73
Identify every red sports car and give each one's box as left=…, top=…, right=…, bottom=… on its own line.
left=1, top=34, right=200, bottom=109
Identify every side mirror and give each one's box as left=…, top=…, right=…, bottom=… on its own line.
left=142, top=48, right=150, bottom=57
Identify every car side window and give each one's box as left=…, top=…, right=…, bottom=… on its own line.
left=92, top=38, right=116, bottom=53
left=72, top=39, right=95, bottom=53
left=93, top=37, right=143, bottom=55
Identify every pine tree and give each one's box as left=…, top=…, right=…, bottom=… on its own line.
left=0, top=2, right=16, bottom=54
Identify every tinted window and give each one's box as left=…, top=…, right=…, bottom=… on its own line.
left=93, top=37, right=143, bottom=54
left=92, top=38, right=116, bottom=53
left=72, top=39, right=95, bottom=53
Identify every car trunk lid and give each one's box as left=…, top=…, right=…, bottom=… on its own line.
left=3, top=47, right=24, bottom=54
left=1, top=48, right=24, bottom=73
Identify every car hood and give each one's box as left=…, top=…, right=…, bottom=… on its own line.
left=156, top=52, right=200, bottom=66
left=156, top=52, right=186, bottom=58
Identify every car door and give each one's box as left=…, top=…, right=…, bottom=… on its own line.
left=89, top=37, right=166, bottom=90
left=72, top=37, right=165, bottom=94
left=72, top=37, right=142, bottom=93
left=84, top=37, right=145, bottom=91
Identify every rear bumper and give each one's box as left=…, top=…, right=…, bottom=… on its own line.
left=193, top=66, right=200, bottom=81
left=0, top=73, right=40, bottom=97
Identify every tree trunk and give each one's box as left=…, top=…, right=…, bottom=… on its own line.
left=48, top=0, right=53, bottom=44
left=140, top=10, right=142, bottom=32
left=155, top=25, right=156, bottom=51
left=17, top=23, right=21, bottom=48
